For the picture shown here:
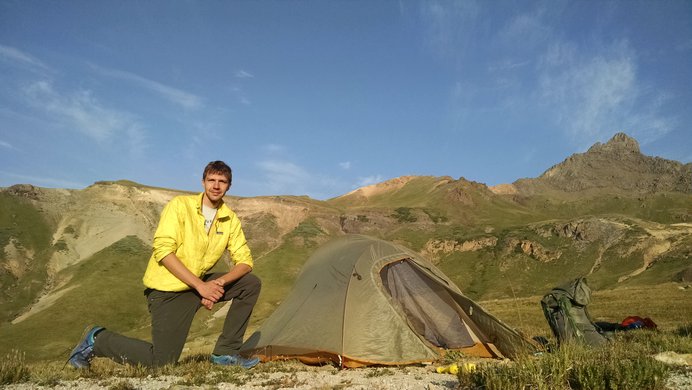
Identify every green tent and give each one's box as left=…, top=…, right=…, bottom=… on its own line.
left=241, top=235, right=536, bottom=367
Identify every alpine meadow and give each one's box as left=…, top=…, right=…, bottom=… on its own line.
left=1, top=133, right=691, bottom=388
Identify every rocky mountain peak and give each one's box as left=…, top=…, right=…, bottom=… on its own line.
left=587, top=132, right=640, bottom=154
left=514, top=133, right=692, bottom=194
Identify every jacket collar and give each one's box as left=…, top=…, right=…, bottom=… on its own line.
left=196, top=193, right=231, bottom=218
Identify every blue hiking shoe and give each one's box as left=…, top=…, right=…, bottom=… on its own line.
left=210, top=354, right=260, bottom=369
left=67, top=326, right=104, bottom=368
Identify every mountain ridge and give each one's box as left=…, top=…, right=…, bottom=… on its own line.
left=511, top=132, right=692, bottom=195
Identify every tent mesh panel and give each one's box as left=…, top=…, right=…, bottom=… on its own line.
left=381, top=259, right=476, bottom=349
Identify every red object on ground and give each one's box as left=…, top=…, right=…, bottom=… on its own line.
left=621, top=316, right=657, bottom=329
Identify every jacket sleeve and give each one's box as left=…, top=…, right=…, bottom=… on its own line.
left=227, top=214, right=254, bottom=268
left=151, top=198, right=182, bottom=262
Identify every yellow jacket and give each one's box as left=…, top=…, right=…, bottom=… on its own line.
left=142, top=193, right=253, bottom=291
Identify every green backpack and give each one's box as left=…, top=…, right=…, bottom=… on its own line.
left=540, top=277, right=608, bottom=347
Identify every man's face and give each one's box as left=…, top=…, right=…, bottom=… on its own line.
left=202, top=172, right=230, bottom=206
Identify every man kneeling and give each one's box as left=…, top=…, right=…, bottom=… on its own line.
left=68, top=161, right=261, bottom=368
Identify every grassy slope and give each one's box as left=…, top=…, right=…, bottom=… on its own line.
left=0, top=236, right=150, bottom=362
left=0, top=193, right=55, bottom=321
left=330, top=177, right=545, bottom=227
left=513, top=191, right=692, bottom=224
left=482, top=283, right=692, bottom=339
left=437, top=221, right=690, bottom=298
left=249, top=219, right=329, bottom=326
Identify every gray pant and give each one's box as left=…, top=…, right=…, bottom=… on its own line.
left=93, top=272, right=261, bottom=367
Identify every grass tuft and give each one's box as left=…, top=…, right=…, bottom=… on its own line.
left=674, top=324, right=692, bottom=338
left=107, top=379, right=139, bottom=390
left=0, top=350, right=30, bottom=385
left=365, top=367, right=395, bottom=378
left=457, top=331, right=676, bottom=390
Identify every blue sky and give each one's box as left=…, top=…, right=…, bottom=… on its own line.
left=1, top=1, right=690, bottom=199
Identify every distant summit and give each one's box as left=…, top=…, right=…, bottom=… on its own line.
left=334, top=133, right=690, bottom=200
left=339, top=133, right=691, bottom=198
left=587, top=132, right=641, bottom=154
left=512, top=132, right=692, bottom=194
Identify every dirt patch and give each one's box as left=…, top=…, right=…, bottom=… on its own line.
left=618, top=240, right=672, bottom=283
left=488, top=183, right=518, bottom=195
left=11, top=285, right=78, bottom=324
left=3, top=238, right=33, bottom=278
left=233, top=197, right=310, bottom=237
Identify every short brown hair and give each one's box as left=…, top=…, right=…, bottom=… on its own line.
left=203, top=161, right=232, bottom=183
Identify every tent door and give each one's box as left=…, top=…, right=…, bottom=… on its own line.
left=381, top=259, right=479, bottom=349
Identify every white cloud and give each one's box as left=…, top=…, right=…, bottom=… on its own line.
left=537, top=38, right=676, bottom=148
left=0, top=140, right=13, bottom=149
left=356, top=175, right=384, bottom=187
left=419, top=0, right=481, bottom=58
left=235, top=70, right=254, bottom=78
left=0, top=45, right=51, bottom=73
left=23, top=80, right=146, bottom=145
left=488, top=59, right=531, bottom=73
left=339, top=161, right=351, bottom=170
left=259, top=160, right=310, bottom=180
left=244, top=144, right=360, bottom=198
left=91, top=65, right=203, bottom=110
left=261, top=144, right=286, bottom=154
left=497, top=7, right=550, bottom=49
left=126, top=123, right=148, bottom=158
left=624, top=92, right=677, bottom=145
left=1, top=170, right=85, bottom=189
left=257, top=159, right=312, bottom=195
left=245, top=145, right=352, bottom=198
left=538, top=41, right=634, bottom=141
left=230, top=86, right=252, bottom=106
left=541, top=42, right=577, bottom=68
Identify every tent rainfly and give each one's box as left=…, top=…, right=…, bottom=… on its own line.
left=241, top=235, right=537, bottom=367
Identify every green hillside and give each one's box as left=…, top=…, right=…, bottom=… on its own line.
left=0, top=134, right=690, bottom=364
left=0, top=236, right=151, bottom=361
left=0, top=193, right=55, bottom=321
